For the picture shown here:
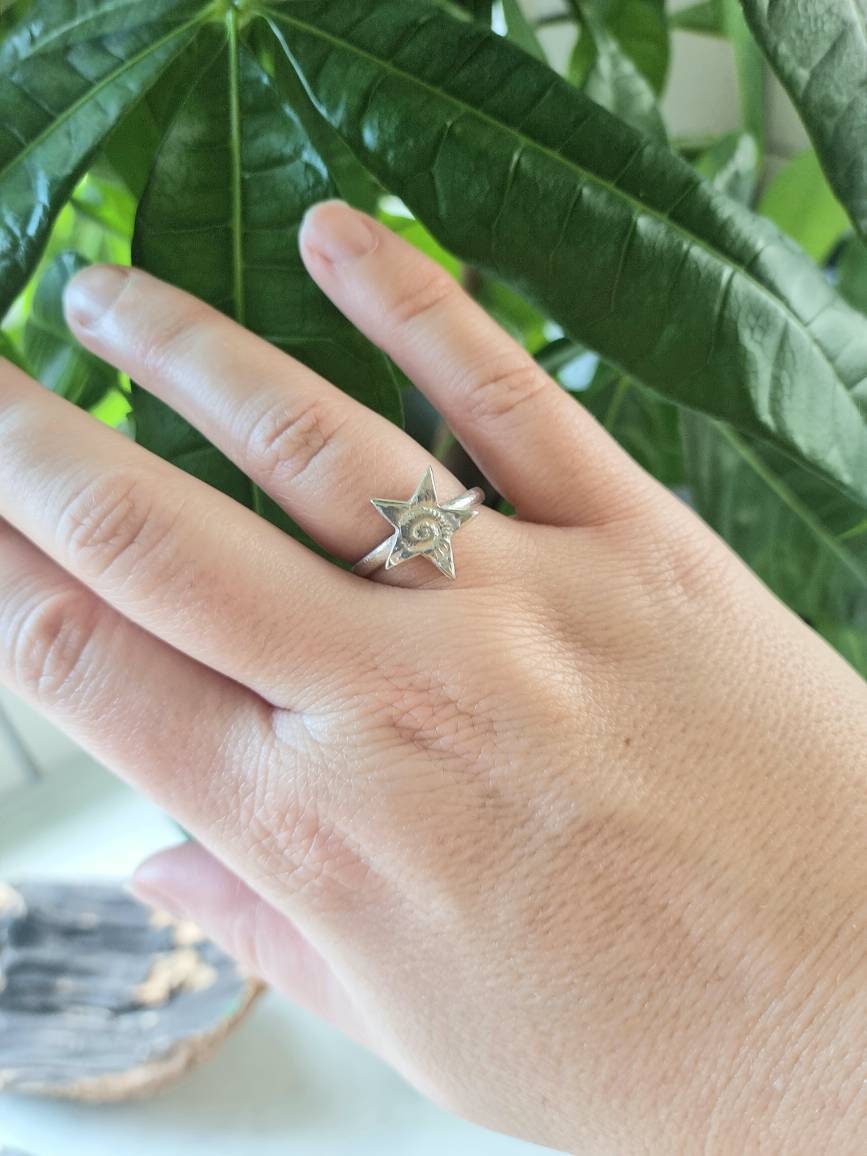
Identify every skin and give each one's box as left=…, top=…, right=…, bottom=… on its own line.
left=0, top=200, right=864, bottom=1152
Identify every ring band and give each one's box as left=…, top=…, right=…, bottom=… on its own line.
left=352, top=467, right=485, bottom=580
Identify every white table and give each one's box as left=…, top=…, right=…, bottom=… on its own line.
left=0, top=756, right=555, bottom=1156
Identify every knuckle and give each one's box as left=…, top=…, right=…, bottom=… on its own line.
left=616, top=505, right=739, bottom=626
left=245, top=789, right=372, bottom=902
left=652, top=514, right=736, bottom=607
left=389, top=267, right=457, bottom=328
left=8, top=588, right=98, bottom=702
left=460, top=352, right=549, bottom=426
left=133, top=294, right=211, bottom=380
left=243, top=395, right=345, bottom=487
left=58, top=470, right=178, bottom=584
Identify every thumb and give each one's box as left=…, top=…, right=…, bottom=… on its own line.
left=130, top=841, right=367, bottom=1044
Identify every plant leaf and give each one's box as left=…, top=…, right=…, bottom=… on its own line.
left=839, top=236, right=867, bottom=315
left=133, top=18, right=402, bottom=537
left=455, top=0, right=492, bottom=22
left=684, top=116, right=864, bottom=672
left=605, top=0, right=669, bottom=94
left=0, top=0, right=207, bottom=315
left=759, top=149, right=850, bottom=264
left=683, top=414, right=867, bottom=670
left=264, top=22, right=382, bottom=212
left=101, top=35, right=220, bottom=200
left=815, top=618, right=867, bottom=677
left=720, top=0, right=764, bottom=147
left=501, top=0, right=546, bottom=61
left=0, top=0, right=203, bottom=61
left=582, top=369, right=684, bottom=484
left=692, top=131, right=759, bottom=205
left=23, top=250, right=117, bottom=407
left=570, top=2, right=666, bottom=140
left=0, top=329, right=28, bottom=372
left=669, top=0, right=722, bottom=35
left=265, top=0, right=867, bottom=507
left=572, top=0, right=669, bottom=93
left=475, top=275, right=550, bottom=351
left=741, top=0, right=867, bottom=238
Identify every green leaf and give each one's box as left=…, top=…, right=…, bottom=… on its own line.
left=669, top=0, right=722, bottom=35
left=266, top=0, right=867, bottom=507
left=0, top=0, right=202, bottom=58
left=683, top=414, right=867, bottom=672
left=0, top=329, right=28, bottom=372
left=474, top=275, right=550, bottom=351
left=815, top=618, right=867, bottom=678
left=535, top=337, right=588, bottom=376
left=759, top=149, right=850, bottom=264
left=741, top=0, right=867, bottom=238
left=264, top=22, right=382, bottom=212
left=69, top=171, right=137, bottom=251
left=133, top=18, right=402, bottom=535
left=570, top=2, right=666, bottom=140
left=572, top=1, right=669, bottom=94
left=721, top=0, right=764, bottom=147
left=839, top=236, right=867, bottom=315
left=693, top=131, right=758, bottom=205
left=378, top=210, right=463, bottom=279
left=101, top=37, right=218, bottom=200
left=602, top=0, right=669, bottom=94
left=0, top=0, right=207, bottom=315
left=582, top=370, right=684, bottom=484
left=684, top=120, right=864, bottom=670
left=500, top=0, right=546, bottom=61
left=23, top=250, right=116, bottom=407
left=455, top=0, right=492, bottom=22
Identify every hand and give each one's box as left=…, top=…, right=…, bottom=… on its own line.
left=2, top=202, right=865, bottom=1153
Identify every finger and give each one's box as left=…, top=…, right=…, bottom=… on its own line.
left=0, top=357, right=374, bottom=704
left=299, top=201, right=655, bottom=527
left=0, top=519, right=274, bottom=822
left=63, top=266, right=519, bottom=589
left=130, top=842, right=367, bottom=1044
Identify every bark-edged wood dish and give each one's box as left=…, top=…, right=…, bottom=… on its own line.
left=0, top=879, right=261, bottom=1102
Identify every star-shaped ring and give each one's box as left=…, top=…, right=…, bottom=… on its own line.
left=351, top=467, right=485, bottom=580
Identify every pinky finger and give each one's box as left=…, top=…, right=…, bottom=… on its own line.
left=130, top=841, right=368, bottom=1043
left=0, top=521, right=268, bottom=829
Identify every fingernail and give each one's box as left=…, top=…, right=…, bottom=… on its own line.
left=63, top=264, right=130, bottom=329
left=300, top=200, right=378, bottom=265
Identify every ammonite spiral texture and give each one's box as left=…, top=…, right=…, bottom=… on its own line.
left=359, top=465, right=483, bottom=580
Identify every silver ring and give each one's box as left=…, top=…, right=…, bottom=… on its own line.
left=351, top=466, right=485, bottom=581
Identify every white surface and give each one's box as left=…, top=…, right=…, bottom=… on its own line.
left=0, top=690, right=75, bottom=789
left=0, top=757, right=555, bottom=1156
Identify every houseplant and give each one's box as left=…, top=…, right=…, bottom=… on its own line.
left=0, top=0, right=864, bottom=672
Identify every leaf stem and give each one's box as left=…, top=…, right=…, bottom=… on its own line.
left=225, top=8, right=265, bottom=517
left=226, top=5, right=245, bottom=327
left=603, top=376, right=630, bottom=430
left=715, top=423, right=867, bottom=586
